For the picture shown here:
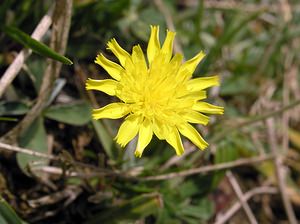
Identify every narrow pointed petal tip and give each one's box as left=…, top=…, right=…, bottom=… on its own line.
left=147, top=25, right=160, bottom=64
left=161, top=30, right=176, bottom=61
left=187, top=75, right=220, bottom=92
left=200, top=142, right=209, bottom=151
left=106, top=38, right=131, bottom=67
left=182, top=111, right=210, bottom=125
left=94, top=53, right=123, bottom=80
left=85, top=78, right=118, bottom=96
left=115, top=114, right=141, bottom=147
left=92, top=103, right=129, bottom=120
left=178, top=123, right=209, bottom=150
left=131, top=45, right=147, bottom=71
left=180, top=51, right=206, bottom=77
left=134, top=150, right=142, bottom=158
left=193, top=102, right=224, bottom=115
left=165, top=127, right=185, bottom=156
left=134, top=119, right=153, bottom=158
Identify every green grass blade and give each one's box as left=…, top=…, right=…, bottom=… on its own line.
left=4, top=26, right=73, bottom=65
left=0, top=197, right=27, bottom=224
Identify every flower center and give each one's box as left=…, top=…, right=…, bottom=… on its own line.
left=119, top=62, right=188, bottom=122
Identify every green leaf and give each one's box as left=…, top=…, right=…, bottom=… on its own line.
left=85, top=193, right=161, bottom=224
left=178, top=181, right=199, bottom=198
left=17, top=116, right=49, bottom=177
left=212, top=140, right=238, bottom=188
left=44, top=101, right=91, bottom=126
left=4, top=26, right=73, bottom=65
left=179, top=198, right=214, bottom=220
left=0, top=102, right=29, bottom=116
left=0, top=196, right=27, bottom=224
left=92, top=119, right=118, bottom=159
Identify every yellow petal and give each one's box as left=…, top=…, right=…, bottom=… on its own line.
left=177, top=51, right=205, bottom=80
left=161, top=30, right=176, bottom=61
left=132, top=45, right=147, bottom=73
left=187, top=76, right=219, bottom=92
left=170, top=53, right=183, bottom=66
left=135, top=119, right=153, bottom=157
left=185, top=51, right=205, bottom=71
left=147, top=25, right=160, bottom=65
left=115, top=114, right=141, bottom=147
left=152, top=118, right=169, bottom=140
left=178, top=90, right=207, bottom=102
left=95, top=54, right=123, bottom=81
left=92, top=103, right=129, bottom=120
left=86, top=78, right=118, bottom=96
left=177, top=123, right=208, bottom=150
left=166, top=53, right=183, bottom=79
left=192, top=102, right=224, bottom=114
left=165, top=126, right=184, bottom=155
left=107, top=38, right=131, bottom=67
left=181, top=110, right=209, bottom=125
left=153, top=118, right=168, bottom=140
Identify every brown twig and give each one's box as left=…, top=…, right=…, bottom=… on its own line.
left=139, top=154, right=275, bottom=181
left=0, top=0, right=73, bottom=147
left=226, top=171, right=258, bottom=224
left=281, top=0, right=294, bottom=155
left=31, top=165, right=121, bottom=178
left=1, top=139, right=276, bottom=182
left=281, top=56, right=291, bottom=154
left=28, top=186, right=82, bottom=208
left=0, top=5, right=54, bottom=98
left=215, top=186, right=278, bottom=224
left=0, top=141, right=120, bottom=177
left=266, top=118, right=297, bottom=224
left=0, top=142, right=56, bottom=160
left=31, top=166, right=81, bottom=177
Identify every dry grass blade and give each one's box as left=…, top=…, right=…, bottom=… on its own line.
left=0, top=142, right=56, bottom=160
left=215, top=186, right=278, bottom=224
left=226, top=171, right=258, bottom=224
left=266, top=118, right=298, bottom=224
left=139, top=154, right=274, bottom=181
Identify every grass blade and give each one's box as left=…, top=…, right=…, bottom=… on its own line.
left=0, top=196, right=27, bottom=224
left=4, top=26, right=73, bottom=65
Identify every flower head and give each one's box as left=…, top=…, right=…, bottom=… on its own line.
left=86, top=25, right=223, bottom=157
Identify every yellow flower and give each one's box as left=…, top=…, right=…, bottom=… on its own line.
left=86, top=25, right=223, bottom=157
